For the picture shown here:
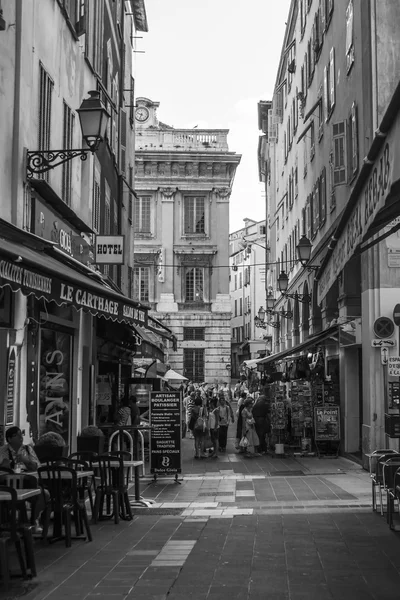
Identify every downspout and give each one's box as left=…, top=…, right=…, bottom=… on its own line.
left=11, top=0, right=23, bottom=226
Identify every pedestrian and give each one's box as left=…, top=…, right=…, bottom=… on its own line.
left=208, top=397, right=220, bottom=458
left=189, top=397, right=208, bottom=459
left=241, top=398, right=260, bottom=457
left=114, top=396, right=131, bottom=426
left=217, top=391, right=234, bottom=452
left=252, top=395, right=270, bottom=454
left=185, top=391, right=196, bottom=438
left=222, top=381, right=232, bottom=402
left=235, top=391, right=247, bottom=450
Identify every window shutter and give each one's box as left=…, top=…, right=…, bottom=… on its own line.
left=75, top=0, right=86, bottom=36
left=306, top=197, right=311, bottom=240
left=323, top=66, right=328, bottom=121
left=329, top=48, right=335, bottom=111
left=120, top=109, right=127, bottom=174
left=333, top=122, right=346, bottom=185
left=320, top=167, right=326, bottom=225
left=314, top=181, right=320, bottom=234
left=351, top=102, right=358, bottom=174
left=320, top=0, right=326, bottom=33
left=92, top=165, right=101, bottom=233
left=302, top=208, right=306, bottom=235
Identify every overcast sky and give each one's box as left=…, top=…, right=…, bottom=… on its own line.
left=135, top=0, right=292, bottom=234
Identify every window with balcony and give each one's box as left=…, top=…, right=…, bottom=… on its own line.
left=184, top=196, right=205, bottom=234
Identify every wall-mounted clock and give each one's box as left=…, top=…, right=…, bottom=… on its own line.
left=135, top=107, right=149, bottom=122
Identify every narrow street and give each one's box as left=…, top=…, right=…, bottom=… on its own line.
left=9, top=421, right=400, bottom=600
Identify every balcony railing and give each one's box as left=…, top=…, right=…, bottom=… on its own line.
left=178, top=302, right=212, bottom=311
left=137, top=129, right=229, bottom=152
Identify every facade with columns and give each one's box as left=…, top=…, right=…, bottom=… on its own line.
left=133, top=98, right=241, bottom=383
left=258, top=0, right=400, bottom=463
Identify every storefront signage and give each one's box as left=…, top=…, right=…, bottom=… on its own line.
left=318, top=118, right=400, bottom=304
left=33, top=199, right=93, bottom=266
left=150, top=391, right=181, bottom=476
left=388, top=357, right=400, bottom=376
left=5, top=346, right=16, bottom=426
left=95, top=236, right=125, bottom=265
left=314, top=406, right=340, bottom=441
left=0, top=255, right=147, bottom=327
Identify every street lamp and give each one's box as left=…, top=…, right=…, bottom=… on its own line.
left=27, top=90, right=110, bottom=178
left=277, top=271, right=311, bottom=304
left=296, top=235, right=319, bottom=272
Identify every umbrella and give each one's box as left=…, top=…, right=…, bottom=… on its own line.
left=163, top=369, right=188, bottom=382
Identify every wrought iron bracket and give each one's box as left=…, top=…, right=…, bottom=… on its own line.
left=280, top=292, right=311, bottom=304
left=254, top=316, right=280, bottom=329
left=27, top=149, right=90, bottom=178
left=268, top=309, right=293, bottom=319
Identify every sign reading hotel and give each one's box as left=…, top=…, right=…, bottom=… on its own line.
left=317, top=120, right=400, bottom=304
left=95, top=235, right=125, bottom=265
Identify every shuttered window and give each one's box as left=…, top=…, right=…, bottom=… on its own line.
left=348, top=102, right=358, bottom=176
left=38, top=64, right=53, bottom=180
left=319, top=168, right=327, bottom=226
left=92, top=164, right=101, bottom=233
left=134, top=197, right=151, bottom=233
left=62, top=101, right=74, bottom=205
left=184, top=197, right=205, bottom=234
left=332, top=121, right=346, bottom=185
left=104, top=181, right=111, bottom=234
left=120, top=109, right=127, bottom=174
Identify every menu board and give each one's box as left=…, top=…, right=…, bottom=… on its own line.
left=150, top=391, right=182, bottom=476
left=314, top=406, right=340, bottom=441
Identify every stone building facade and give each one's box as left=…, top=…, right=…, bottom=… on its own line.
left=134, top=98, right=241, bottom=383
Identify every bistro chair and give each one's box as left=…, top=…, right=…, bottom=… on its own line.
left=371, top=452, right=399, bottom=513
left=0, top=486, right=36, bottom=588
left=92, top=454, right=132, bottom=525
left=37, top=465, right=92, bottom=548
left=64, top=458, right=95, bottom=514
left=383, top=461, right=400, bottom=528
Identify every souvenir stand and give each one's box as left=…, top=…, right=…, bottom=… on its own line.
left=290, top=380, right=314, bottom=455
left=267, top=381, right=289, bottom=456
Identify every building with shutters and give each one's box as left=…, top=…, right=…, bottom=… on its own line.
left=258, top=0, right=400, bottom=463
left=0, top=1, right=173, bottom=449
left=133, top=98, right=241, bottom=383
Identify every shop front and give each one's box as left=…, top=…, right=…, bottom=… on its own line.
left=0, top=219, right=156, bottom=451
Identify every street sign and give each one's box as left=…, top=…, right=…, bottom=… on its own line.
left=393, top=304, right=400, bottom=326
left=388, top=357, right=400, bottom=376
left=371, top=339, right=397, bottom=348
left=381, top=347, right=389, bottom=365
left=225, top=363, right=231, bottom=370
left=374, top=316, right=395, bottom=338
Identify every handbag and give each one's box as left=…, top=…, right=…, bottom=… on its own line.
left=194, top=408, right=206, bottom=432
left=239, top=436, right=249, bottom=448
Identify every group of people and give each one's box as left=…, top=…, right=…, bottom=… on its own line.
left=182, top=381, right=270, bottom=459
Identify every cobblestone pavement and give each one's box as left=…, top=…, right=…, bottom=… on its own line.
left=4, top=426, right=400, bottom=600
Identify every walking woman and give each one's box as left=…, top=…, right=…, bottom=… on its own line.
left=217, top=392, right=234, bottom=452
left=235, top=391, right=247, bottom=451
left=189, top=396, right=208, bottom=459
left=241, top=397, right=260, bottom=457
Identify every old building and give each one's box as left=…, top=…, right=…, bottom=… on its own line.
left=0, top=1, right=171, bottom=448
left=258, top=0, right=400, bottom=463
left=134, top=98, right=241, bottom=383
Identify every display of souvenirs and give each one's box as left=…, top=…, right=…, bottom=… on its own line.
left=290, top=381, right=312, bottom=437
left=312, top=381, right=340, bottom=407
left=270, top=382, right=289, bottom=430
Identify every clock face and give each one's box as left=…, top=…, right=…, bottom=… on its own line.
left=135, top=107, right=149, bottom=122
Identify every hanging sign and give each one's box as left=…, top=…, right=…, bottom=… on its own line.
left=150, top=391, right=182, bottom=477
left=314, top=406, right=340, bottom=441
left=5, top=346, right=17, bottom=426
left=95, top=235, right=125, bottom=264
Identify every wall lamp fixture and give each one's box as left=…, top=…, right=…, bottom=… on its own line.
left=277, top=271, right=311, bottom=304
left=297, top=235, right=320, bottom=272
left=26, top=91, right=110, bottom=179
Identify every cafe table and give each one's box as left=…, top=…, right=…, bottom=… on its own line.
left=106, top=460, right=154, bottom=507
left=0, top=488, right=41, bottom=502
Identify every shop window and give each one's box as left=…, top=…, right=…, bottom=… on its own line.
left=184, top=196, right=205, bottom=234
left=39, top=326, right=72, bottom=447
left=184, top=327, right=205, bottom=341
left=0, top=287, right=12, bottom=327
left=134, top=196, right=151, bottom=234
left=133, top=266, right=150, bottom=302
left=62, top=101, right=74, bottom=206
left=183, top=348, right=205, bottom=383
left=332, top=121, right=347, bottom=185
left=185, top=266, right=204, bottom=303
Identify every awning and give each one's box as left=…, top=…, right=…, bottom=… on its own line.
left=257, top=325, right=339, bottom=366
left=134, top=325, right=165, bottom=362
left=0, top=233, right=147, bottom=327
left=242, top=358, right=263, bottom=370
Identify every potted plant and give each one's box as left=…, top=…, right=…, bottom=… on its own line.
left=34, top=431, right=67, bottom=461
left=77, top=425, right=105, bottom=454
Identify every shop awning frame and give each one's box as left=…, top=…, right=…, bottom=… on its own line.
left=257, top=324, right=339, bottom=367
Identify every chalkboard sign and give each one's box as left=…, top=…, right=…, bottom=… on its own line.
left=314, top=406, right=340, bottom=441
left=150, top=391, right=182, bottom=476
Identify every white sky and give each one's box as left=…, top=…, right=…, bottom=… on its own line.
left=135, top=0, right=292, bottom=234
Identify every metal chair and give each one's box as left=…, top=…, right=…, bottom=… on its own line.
left=383, top=461, right=400, bottom=528
left=38, top=465, right=92, bottom=547
left=0, top=486, right=36, bottom=588
left=371, top=451, right=399, bottom=513
left=91, top=454, right=132, bottom=524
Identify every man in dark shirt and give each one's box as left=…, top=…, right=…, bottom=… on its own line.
left=252, top=395, right=270, bottom=454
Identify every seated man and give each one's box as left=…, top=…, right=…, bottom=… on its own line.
left=0, top=426, right=45, bottom=533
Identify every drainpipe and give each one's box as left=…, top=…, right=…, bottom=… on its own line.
left=11, top=0, right=22, bottom=226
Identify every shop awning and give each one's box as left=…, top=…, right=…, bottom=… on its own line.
left=257, top=325, right=339, bottom=367
left=242, top=358, right=263, bottom=370
left=0, top=232, right=147, bottom=327
left=134, top=325, right=165, bottom=362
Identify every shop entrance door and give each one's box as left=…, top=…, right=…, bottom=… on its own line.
left=38, top=325, right=73, bottom=449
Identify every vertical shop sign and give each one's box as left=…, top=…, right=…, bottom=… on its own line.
left=150, top=391, right=181, bottom=477
left=5, top=346, right=17, bottom=425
